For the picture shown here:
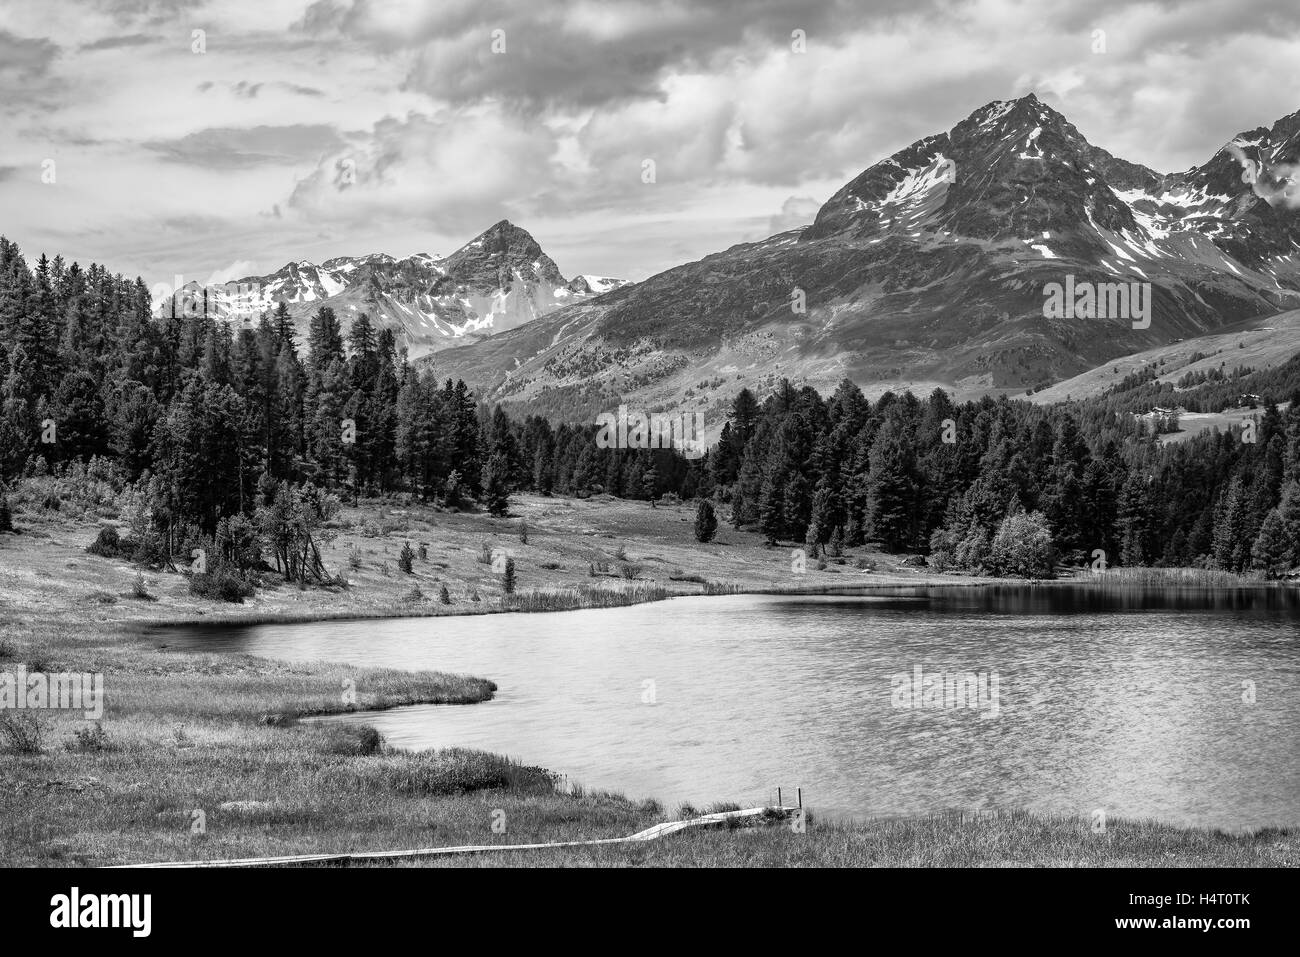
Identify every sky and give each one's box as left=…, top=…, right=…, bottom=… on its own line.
left=2, top=0, right=1299, bottom=288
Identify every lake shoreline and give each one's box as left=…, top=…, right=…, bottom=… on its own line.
left=1, top=496, right=1295, bottom=866
left=128, top=572, right=1295, bottom=634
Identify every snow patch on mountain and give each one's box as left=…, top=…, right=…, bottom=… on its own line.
left=154, top=222, right=630, bottom=356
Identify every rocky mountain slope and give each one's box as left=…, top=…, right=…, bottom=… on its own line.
left=1030, top=308, right=1300, bottom=404
left=429, top=94, right=1300, bottom=427
left=156, top=221, right=628, bottom=357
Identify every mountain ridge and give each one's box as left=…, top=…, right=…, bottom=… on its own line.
left=155, top=220, right=630, bottom=358
left=426, top=93, right=1300, bottom=425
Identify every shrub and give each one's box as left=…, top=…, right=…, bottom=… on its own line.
left=190, top=565, right=255, bottom=603
left=0, top=493, right=13, bottom=532
left=0, top=712, right=47, bottom=755
left=930, top=522, right=996, bottom=574
left=85, top=526, right=123, bottom=558
left=438, top=583, right=451, bottom=604
left=988, top=511, right=1057, bottom=578
left=518, top=520, right=529, bottom=544
left=417, top=543, right=428, bottom=561
left=129, top=532, right=168, bottom=569
left=476, top=541, right=493, bottom=564
left=348, top=548, right=363, bottom=570
left=66, top=722, right=114, bottom=753
left=694, top=500, right=718, bottom=543
left=404, top=585, right=424, bottom=603
left=617, top=562, right=642, bottom=580
left=614, top=543, right=628, bottom=561
left=469, top=587, right=481, bottom=602
left=130, top=572, right=153, bottom=600
left=398, top=540, right=415, bottom=574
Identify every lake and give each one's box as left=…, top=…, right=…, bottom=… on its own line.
left=144, top=585, right=1300, bottom=830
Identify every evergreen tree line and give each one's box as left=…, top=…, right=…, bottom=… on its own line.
left=0, top=239, right=699, bottom=562
left=705, top=377, right=1300, bottom=577
left=3, top=236, right=1299, bottom=581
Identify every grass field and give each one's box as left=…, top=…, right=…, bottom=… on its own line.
left=0, top=491, right=1294, bottom=867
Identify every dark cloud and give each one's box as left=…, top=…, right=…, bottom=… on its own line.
left=294, top=0, right=349, bottom=35
left=0, top=29, right=59, bottom=78
left=157, top=213, right=234, bottom=233
left=313, top=0, right=923, bottom=111
left=144, top=124, right=346, bottom=168
left=89, top=0, right=208, bottom=29
left=78, top=33, right=156, bottom=51
left=1054, top=0, right=1300, bottom=42
left=232, top=80, right=325, bottom=98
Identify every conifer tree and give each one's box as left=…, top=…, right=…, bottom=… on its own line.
left=694, top=499, right=718, bottom=543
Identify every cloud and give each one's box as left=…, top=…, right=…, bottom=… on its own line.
left=203, top=259, right=261, bottom=284
left=767, top=195, right=821, bottom=234
left=0, top=29, right=59, bottom=77
left=286, top=109, right=553, bottom=234
left=4, top=0, right=1300, bottom=286
left=308, top=0, right=921, bottom=110
left=78, top=34, right=156, bottom=52
left=144, top=125, right=347, bottom=169
left=232, top=80, right=325, bottom=98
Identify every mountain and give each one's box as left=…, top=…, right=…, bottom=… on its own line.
left=1029, top=308, right=1300, bottom=404
left=428, top=93, right=1300, bottom=428
left=155, top=221, right=629, bottom=357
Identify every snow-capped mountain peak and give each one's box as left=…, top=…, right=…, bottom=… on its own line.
left=154, top=223, right=630, bottom=357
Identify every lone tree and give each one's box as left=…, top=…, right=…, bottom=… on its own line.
left=501, top=555, right=516, bottom=594
left=694, top=499, right=718, bottom=543
left=989, top=511, right=1057, bottom=578
left=398, top=540, right=415, bottom=574
left=482, top=452, right=511, bottom=516
left=642, top=465, right=658, bottom=507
